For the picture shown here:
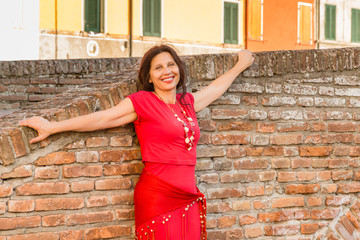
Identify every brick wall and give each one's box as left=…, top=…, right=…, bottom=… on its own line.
left=0, top=48, right=360, bottom=239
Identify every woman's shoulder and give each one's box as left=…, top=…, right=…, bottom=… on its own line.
left=177, top=92, right=194, bottom=104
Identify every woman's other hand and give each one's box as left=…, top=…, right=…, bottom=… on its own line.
left=19, top=117, right=54, bottom=144
left=236, top=49, right=254, bottom=70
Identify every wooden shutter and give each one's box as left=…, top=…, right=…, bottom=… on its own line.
left=248, top=0, right=262, bottom=40
left=143, top=0, right=161, bottom=37
left=224, top=2, right=238, bottom=44
left=299, top=4, right=312, bottom=44
left=325, top=4, right=336, bottom=40
left=85, top=0, right=101, bottom=32
left=352, top=9, right=360, bottom=42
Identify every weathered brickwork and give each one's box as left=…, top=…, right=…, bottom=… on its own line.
left=0, top=48, right=360, bottom=239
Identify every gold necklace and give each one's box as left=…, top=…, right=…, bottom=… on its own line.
left=153, top=92, right=195, bottom=151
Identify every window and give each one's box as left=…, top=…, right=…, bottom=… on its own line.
left=298, top=2, right=312, bottom=44
left=143, top=0, right=161, bottom=37
left=84, top=0, right=104, bottom=33
left=224, top=1, right=238, bottom=44
left=248, top=0, right=263, bottom=41
left=325, top=4, right=336, bottom=40
left=352, top=8, right=360, bottom=43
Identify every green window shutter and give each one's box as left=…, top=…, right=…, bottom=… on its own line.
left=352, top=8, right=360, bottom=43
left=325, top=4, right=336, bottom=40
left=85, top=0, right=101, bottom=33
left=224, top=2, right=238, bottom=44
left=143, top=0, right=161, bottom=37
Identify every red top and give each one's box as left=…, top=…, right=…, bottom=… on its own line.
left=127, top=91, right=200, bottom=165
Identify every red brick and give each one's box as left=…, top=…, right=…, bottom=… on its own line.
left=103, top=162, right=143, bottom=176
left=217, top=216, right=236, bottom=228
left=86, top=136, right=109, bottom=147
left=0, top=202, right=5, bottom=214
left=253, top=200, right=270, bottom=209
left=0, top=184, right=12, bottom=197
left=226, top=229, right=243, bottom=239
left=301, top=223, right=319, bottom=234
left=285, top=184, right=320, bottom=194
left=328, top=122, right=357, bottom=132
left=277, top=172, right=296, bottom=182
left=60, top=230, right=84, bottom=240
left=84, top=225, right=131, bottom=239
left=234, top=159, right=269, bottom=169
left=272, top=158, right=290, bottom=168
left=257, top=123, right=275, bottom=133
left=291, top=158, right=312, bottom=168
left=239, top=215, right=256, bottom=225
left=16, top=182, right=69, bottom=195
left=198, top=133, right=212, bottom=144
left=244, top=226, right=263, bottom=238
left=200, top=173, right=220, bottom=184
left=304, top=134, right=322, bottom=144
left=71, top=180, right=94, bottom=192
left=220, top=172, right=257, bottom=183
left=76, top=151, right=99, bottom=163
left=264, top=225, right=300, bottom=236
left=258, top=210, right=294, bottom=223
left=242, top=96, right=259, bottom=105
left=111, top=193, right=134, bottom=205
left=334, top=146, right=350, bottom=156
left=0, top=216, right=41, bottom=230
left=8, top=199, right=34, bottom=212
left=212, top=134, right=250, bottom=145
left=86, top=196, right=109, bottom=208
left=208, top=188, right=244, bottom=199
left=246, top=186, right=264, bottom=196
left=35, top=197, right=84, bottom=211
left=337, top=183, right=360, bottom=193
left=329, top=159, right=349, bottom=168
left=322, top=133, right=353, bottom=143
left=294, top=209, right=310, bottom=220
left=308, top=197, right=322, bottom=207
left=312, top=159, right=329, bottom=168
left=246, top=147, right=263, bottom=156
left=42, top=214, right=66, bottom=227
left=100, top=149, right=141, bottom=162
left=263, top=146, right=284, bottom=156
left=113, top=209, right=134, bottom=221
left=316, top=171, right=331, bottom=181
left=217, top=121, right=253, bottom=131
left=211, top=109, right=248, bottom=119
left=311, top=122, right=326, bottom=131
left=7, top=232, right=59, bottom=240
left=259, top=171, right=276, bottom=181
left=277, top=122, right=310, bottom=132
left=322, top=184, right=337, bottom=193
left=311, top=209, right=341, bottom=219
left=9, top=129, right=27, bottom=158
left=35, top=166, right=59, bottom=179
left=272, top=197, right=305, bottom=208
left=95, top=178, right=132, bottom=190
left=206, top=218, right=217, bottom=229
left=297, top=171, right=315, bottom=181
left=67, top=210, right=115, bottom=226
left=270, top=134, right=303, bottom=145
left=207, top=202, right=232, bottom=213
left=350, top=146, right=360, bottom=156
left=332, top=170, right=353, bottom=180
left=0, top=133, right=15, bottom=165
left=63, top=165, right=102, bottom=178
left=65, top=140, right=85, bottom=149
left=232, top=201, right=251, bottom=211
left=199, top=120, right=217, bottom=131
left=1, top=165, right=32, bottom=179
left=35, top=152, right=75, bottom=165
left=326, top=196, right=351, bottom=206
left=110, top=135, right=132, bottom=146
left=284, top=147, right=299, bottom=156
left=207, top=230, right=227, bottom=239
left=300, top=146, right=332, bottom=156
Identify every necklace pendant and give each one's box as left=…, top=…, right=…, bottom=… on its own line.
left=185, top=138, right=190, bottom=144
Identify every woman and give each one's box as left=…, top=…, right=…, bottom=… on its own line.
left=19, top=45, right=254, bottom=239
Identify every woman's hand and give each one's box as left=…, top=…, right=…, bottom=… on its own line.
left=19, top=117, right=54, bottom=144
left=235, top=50, right=254, bottom=70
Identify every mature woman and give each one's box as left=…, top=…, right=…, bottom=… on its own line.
left=20, top=45, right=254, bottom=240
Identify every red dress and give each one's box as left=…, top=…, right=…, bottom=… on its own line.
left=128, top=91, right=207, bottom=240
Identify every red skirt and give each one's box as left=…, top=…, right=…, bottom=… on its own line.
left=134, top=170, right=207, bottom=240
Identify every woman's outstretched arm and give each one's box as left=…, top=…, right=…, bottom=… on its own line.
left=192, top=50, right=254, bottom=112
left=19, top=97, right=137, bottom=144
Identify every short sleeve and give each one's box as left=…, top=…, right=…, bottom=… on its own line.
left=127, top=91, right=148, bottom=124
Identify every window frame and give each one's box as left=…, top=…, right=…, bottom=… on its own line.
left=84, top=0, right=104, bottom=33
left=297, top=2, right=313, bottom=45
left=351, top=8, right=360, bottom=43
left=223, top=0, right=240, bottom=45
left=324, top=4, right=336, bottom=41
left=142, top=0, right=162, bottom=38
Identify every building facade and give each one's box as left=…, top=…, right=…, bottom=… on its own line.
left=317, top=0, right=360, bottom=49
left=246, top=0, right=316, bottom=52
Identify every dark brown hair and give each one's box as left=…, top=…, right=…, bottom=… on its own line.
left=138, top=44, right=187, bottom=103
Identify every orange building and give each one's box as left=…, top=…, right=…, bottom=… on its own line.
left=246, top=0, right=315, bottom=52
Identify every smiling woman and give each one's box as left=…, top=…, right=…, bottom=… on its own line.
left=19, top=44, right=254, bottom=240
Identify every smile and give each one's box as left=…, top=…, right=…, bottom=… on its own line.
left=161, top=76, right=174, bottom=82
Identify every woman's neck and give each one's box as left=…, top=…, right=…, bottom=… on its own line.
left=154, top=89, right=177, bottom=104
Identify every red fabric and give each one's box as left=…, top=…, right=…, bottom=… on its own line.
left=135, top=170, right=206, bottom=239
left=127, top=91, right=200, bottom=165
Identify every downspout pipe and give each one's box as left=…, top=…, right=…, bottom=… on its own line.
left=244, top=0, right=248, bottom=49
left=315, top=0, right=320, bottom=49
left=128, top=0, right=133, bottom=57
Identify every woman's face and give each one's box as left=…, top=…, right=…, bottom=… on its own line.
left=149, top=52, right=180, bottom=93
